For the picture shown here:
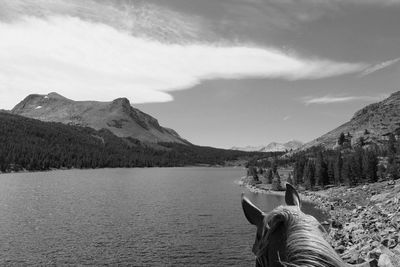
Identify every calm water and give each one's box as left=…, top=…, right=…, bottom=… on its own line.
left=0, top=168, right=324, bottom=266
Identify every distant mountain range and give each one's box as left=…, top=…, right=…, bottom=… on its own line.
left=11, top=92, right=188, bottom=144
left=231, top=140, right=303, bottom=152
left=299, top=91, right=400, bottom=151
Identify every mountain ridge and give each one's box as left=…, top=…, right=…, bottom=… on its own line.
left=298, top=91, right=400, bottom=151
left=11, top=92, right=188, bottom=145
left=231, top=140, right=303, bottom=152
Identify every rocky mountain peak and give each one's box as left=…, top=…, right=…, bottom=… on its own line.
left=111, top=97, right=130, bottom=107
left=47, top=92, right=69, bottom=100
left=110, top=97, right=132, bottom=114
left=11, top=93, right=187, bottom=144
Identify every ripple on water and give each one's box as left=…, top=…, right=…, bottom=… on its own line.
left=0, top=168, right=323, bottom=266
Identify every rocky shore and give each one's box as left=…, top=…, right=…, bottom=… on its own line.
left=239, top=176, right=400, bottom=266
left=304, top=181, right=400, bottom=266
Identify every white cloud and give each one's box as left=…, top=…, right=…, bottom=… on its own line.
left=0, top=15, right=368, bottom=109
left=283, top=115, right=291, bottom=121
left=0, top=0, right=210, bottom=42
left=302, top=94, right=388, bottom=105
left=360, top=57, right=400, bottom=77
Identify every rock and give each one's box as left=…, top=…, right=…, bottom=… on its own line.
left=369, top=259, right=379, bottom=267
left=353, top=229, right=366, bottom=242
left=382, top=238, right=398, bottom=249
left=393, top=245, right=400, bottom=257
left=370, top=192, right=390, bottom=202
left=301, top=180, right=400, bottom=265
left=336, top=245, right=346, bottom=254
left=372, top=240, right=381, bottom=247
left=369, top=248, right=382, bottom=260
left=332, top=220, right=343, bottom=229
left=378, top=254, right=393, bottom=267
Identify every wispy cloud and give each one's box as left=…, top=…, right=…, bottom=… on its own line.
left=360, top=57, right=400, bottom=77
left=302, top=94, right=388, bottom=105
left=227, top=0, right=400, bottom=31
left=0, top=0, right=209, bottom=42
left=332, top=0, right=400, bottom=5
left=0, top=11, right=368, bottom=109
left=283, top=115, right=291, bottom=121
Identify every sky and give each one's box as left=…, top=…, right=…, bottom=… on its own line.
left=0, top=0, right=399, bottom=148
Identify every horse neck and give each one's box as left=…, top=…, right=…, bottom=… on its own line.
left=258, top=207, right=375, bottom=267
left=263, top=221, right=287, bottom=267
left=279, top=208, right=348, bottom=267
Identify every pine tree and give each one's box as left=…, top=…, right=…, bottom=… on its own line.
left=362, top=150, right=378, bottom=183
left=248, top=166, right=258, bottom=181
left=386, top=133, right=398, bottom=180
left=272, top=172, right=282, bottom=191
left=334, top=151, right=343, bottom=185
left=303, top=160, right=315, bottom=190
left=267, top=168, right=273, bottom=184
left=294, top=156, right=306, bottom=185
left=327, top=160, right=335, bottom=185
left=315, top=151, right=328, bottom=187
left=352, top=148, right=364, bottom=183
left=342, top=157, right=354, bottom=186
left=338, top=132, right=346, bottom=146
left=287, top=173, right=294, bottom=185
left=272, top=160, right=278, bottom=174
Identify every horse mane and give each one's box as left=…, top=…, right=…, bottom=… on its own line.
left=262, top=206, right=347, bottom=267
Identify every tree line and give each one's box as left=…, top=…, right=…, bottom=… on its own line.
left=292, top=147, right=379, bottom=189
left=0, top=112, right=270, bottom=173
left=247, top=131, right=400, bottom=189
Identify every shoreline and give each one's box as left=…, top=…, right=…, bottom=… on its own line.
left=0, top=165, right=244, bottom=176
left=238, top=175, right=400, bottom=265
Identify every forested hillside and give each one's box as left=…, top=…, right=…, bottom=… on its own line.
left=247, top=92, right=400, bottom=190
left=0, top=112, right=268, bottom=172
left=248, top=131, right=400, bottom=190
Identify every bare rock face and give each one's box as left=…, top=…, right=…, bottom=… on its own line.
left=11, top=92, right=188, bottom=144
left=300, top=91, right=400, bottom=151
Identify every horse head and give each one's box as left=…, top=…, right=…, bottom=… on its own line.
left=241, top=184, right=375, bottom=267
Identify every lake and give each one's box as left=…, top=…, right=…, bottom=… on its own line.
left=0, top=167, right=325, bottom=266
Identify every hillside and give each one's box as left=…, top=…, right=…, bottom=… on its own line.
left=11, top=93, right=187, bottom=144
left=300, top=91, right=400, bottom=151
left=0, top=112, right=268, bottom=172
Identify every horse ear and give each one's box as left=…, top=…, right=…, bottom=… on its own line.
left=241, top=194, right=264, bottom=226
left=285, top=183, right=301, bottom=207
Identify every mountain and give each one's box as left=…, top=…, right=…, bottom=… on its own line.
left=230, top=145, right=266, bottom=152
left=231, top=140, right=303, bottom=152
left=300, top=91, right=400, bottom=151
left=11, top=93, right=187, bottom=144
left=260, top=140, right=304, bottom=152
